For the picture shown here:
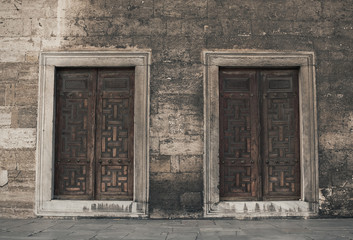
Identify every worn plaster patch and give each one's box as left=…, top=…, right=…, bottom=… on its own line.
left=0, top=128, right=36, bottom=149
left=0, top=170, right=8, bottom=187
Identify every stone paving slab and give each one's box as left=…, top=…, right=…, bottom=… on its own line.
left=0, top=218, right=353, bottom=240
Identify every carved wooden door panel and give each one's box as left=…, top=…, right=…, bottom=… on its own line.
left=54, top=68, right=134, bottom=200
left=95, top=69, right=134, bottom=200
left=219, top=70, right=260, bottom=200
left=54, top=68, right=96, bottom=199
left=219, top=68, right=300, bottom=201
left=261, top=70, right=300, bottom=200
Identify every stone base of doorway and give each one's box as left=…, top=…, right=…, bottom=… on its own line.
left=149, top=209, right=203, bottom=219
left=36, top=200, right=148, bottom=218
left=205, top=201, right=318, bottom=219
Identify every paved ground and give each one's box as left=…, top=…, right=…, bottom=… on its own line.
left=0, top=217, right=353, bottom=240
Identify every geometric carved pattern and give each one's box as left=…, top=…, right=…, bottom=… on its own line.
left=267, top=165, right=296, bottom=193
left=267, top=97, right=296, bottom=163
left=60, top=165, right=87, bottom=195
left=223, top=166, right=252, bottom=194
left=263, top=71, right=300, bottom=199
left=219, top=69, right=300, bottom=201
left=219, top=70, right=259, bottom=200
left=223, top=99, right=251, bottom=158
left=101, top=98, right=129, bottom=158
left=96, top=69, right=134, bottom=200
left=222, top=98, right=253, bottom=196
left=101, top=165, right=129, bottom=194
left=55, top=68, right=134, bottom=200
left=54, top=69, right=96, bottom=199
left=60, top=98, right=88, bottom=159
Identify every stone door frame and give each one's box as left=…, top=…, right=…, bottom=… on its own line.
left=35, top=51, right=150, bottom=217
left=203, top=50, right=319, bottom=218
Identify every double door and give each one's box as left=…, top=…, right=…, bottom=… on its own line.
left=219, top=68, right=300, bottom=201
left=54, top=68, right=134, bottom=200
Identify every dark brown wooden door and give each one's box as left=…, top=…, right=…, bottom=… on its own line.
left=219, top=68, right=300, bottom=201
left=261, top=70, right=300, bottom=200
left=54, top=68, right=134, bottom=200
left=219, top=70, right=260, bottom=200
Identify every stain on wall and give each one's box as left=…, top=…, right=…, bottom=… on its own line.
left=0, top=0, right=353, bottom=218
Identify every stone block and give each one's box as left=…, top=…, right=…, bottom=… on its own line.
left=150, top=155, right=171, bottom=173
left=150, top=113, right=170, bottom=138
left=336, top=22, right=353, bottom=40
left=0, top=2, right=21, bottom=18
left=0, top=107, right=11, bottom=128
left=149, top=137, right=160, bottom=153
left=207, top=0, right=257, bottom=19
left=17, top=64, right=39, bottom=82
left=0, top=86, right=4, bottom=105
left=0, top=149, right=17, bottom=170
left=181, top=19, right=206, bottom=36
left=150, top=172, right=202, bottom=192
left=0, top=149, right=35, bottom=171
left=8, top=170, right=35, bottom=191
left=160, top=136, right=203, bottom=155
left=320, top=132, right=353, bottom=150
left=157, top=94, right=202, bottom=115
left=181, top=0, right=207, bottom=18
left=3, top=83, right=15, bottom=106
left=179, top=155, right=202, bottom=173
left=166, top=18, right=182, bottom=36
left=15, top=150, right=36, bottom=171
left=153, top=76, right=203, bottom=96
left=220, top=19, right=251, bottom=36
left=22, top=0, right=57, bottom=18
left=17, top=107, right=37, bottom=128
left=0, top=50, right=25, bottom=62
left=0, top=18, right=23, bottom=37
left=25, top=51, right=39, bottom=63
left=205, top=34, right=232, bottom=49
left=0, top=37, right=40, bottom=51
left=110, top=17, right=136, bottom=36
left=31, top=18, right=58, bottom=37
left=0, top=63, right=19, bottom=82
left=85, top=18, right=114, bottom=36
left=133, top=35, right=152, bottom=48
left=180, top=192, right=202, bottom=210
left=0, top=128, right=36, bottom=149
left=170, top=155, right=180, bottom=173
left=62, top=18, right=88, bottom=37
left=255, top=1, right=320, bottom=21
left=322, top=1, right=353, bottom=21
left=15, top=83, right=37, bottom=106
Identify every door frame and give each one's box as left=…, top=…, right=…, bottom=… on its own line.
left=203, top=51, right=318, bottom=218
left=36, top=51, right=150, bottom=217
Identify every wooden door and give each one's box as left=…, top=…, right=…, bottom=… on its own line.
left=95, top=69, right=134, bottom=200
left=261, top=70, right=300, bottom=200
left=54, top=68, right=134, bottom=200
left=219, top=68, right=300, bottom=201
left=219, top=69, right=260, bottom=200
left=54, top=68, right=96, bottom=200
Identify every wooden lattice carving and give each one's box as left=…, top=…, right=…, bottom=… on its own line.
left=219, top=69, right=300, bottom=201
left=54, top=68, right=134, bottom=200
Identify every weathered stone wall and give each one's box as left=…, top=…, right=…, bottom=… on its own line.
left=0, top=0, right=58, bottom=218
left=0, top=0, right=352, bottom=218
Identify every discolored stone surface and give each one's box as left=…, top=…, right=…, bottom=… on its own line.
left=0, top=0, right=353, bottom=218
